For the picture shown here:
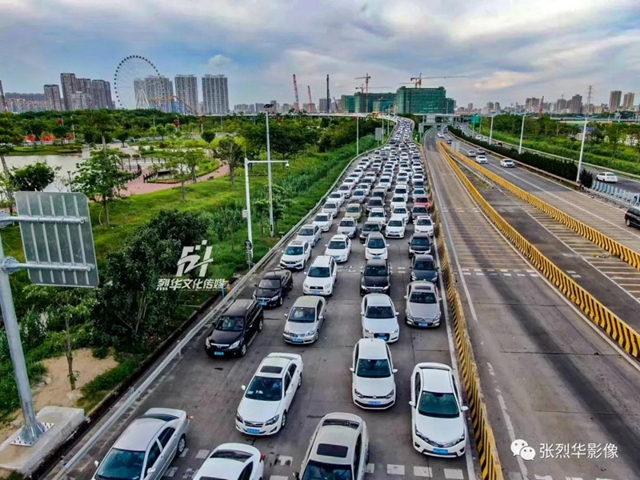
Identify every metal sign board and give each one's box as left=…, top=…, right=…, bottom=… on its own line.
left=418, top=123, right=425, bottom=133
left=15, top=192, right=99, bottom=287
left=375, top=127, right=384, bottom=141
left=472, top=114, right=481, bottom=126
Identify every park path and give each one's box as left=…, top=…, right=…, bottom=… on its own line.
left=120, top=163, right=230, bottom=196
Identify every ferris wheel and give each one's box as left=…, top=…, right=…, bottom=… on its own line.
left=114, top=55, right=165, bottom=110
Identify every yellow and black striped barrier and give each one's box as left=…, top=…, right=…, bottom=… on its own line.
left=442, top=143, right=640, bottom=272
left=438, top=142, right=640, bottom=360
left=421, top=144, right=505, bottom=480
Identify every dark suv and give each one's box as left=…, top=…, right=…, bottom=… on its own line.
left=253, top=268, right=293, bottom=307
left=204, top=299, right=263, bottom=358
left=360, top=259, right=391, bottom=295
left=408, top=233, right=432, bottom=257
left=625, top=206, right=640, bottom=228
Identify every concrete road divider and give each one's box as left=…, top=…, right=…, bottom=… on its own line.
left=438, top=142, right=640, bottom=361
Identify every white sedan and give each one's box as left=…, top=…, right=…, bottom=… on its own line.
left=361, top=293, right=400, bottom=343
left=475, top=155, right=488, bottom=164
left=313, top=213, right=333, bottom=232
left=194, top=443, right=265, bottom=480
left=596, top=172, right=618, bottom=183
left=414, top=216, right=434, bottom=236
left=236, top=353, right=303, bottom=436
left=322, top=201, right=340, bottom=218
left=500, top=159, right=515, bottom=168
left=384, top=217, right=406, bottom=239
left=324, top=234, right=352, bottom=263
left=391, top=205, right=410, bottom=225
left=351, top=338, right=397, bottom=410
left=390, top=196, right=407, bottom=210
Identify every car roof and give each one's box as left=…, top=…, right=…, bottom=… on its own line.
left=224, top=299, right=254, bottom=316
left=316, top=212, right=330, bottom=217
left=412, top=233, right=431, bottom=239
left=114, top=416, right=167, bottom=451
left=288, top=239, right=307, bottom=247
left=311, top=413, right=363, bottom=465
left=413, top=254, right=435, bottom=263
left=388, top=215, right=405, bottom=222
left=365, top=258, right=387, bottom=267
left=357, top=338, right=388, bottom=359
left=330, top=234, right=349, bottom=242
left=301, top=224, right=315, bottom=229
left=311, top=255, right=332, bottom=266
left=367, top=232, right=385, bottom=240
left=340, top=217, right=356, bottom=223
left=364, top=293, right=392, bottom=306
left=292, top=295, right=323, bottom=308
left=409, top=281, right=436, bottom=292
left=418, top=364, right=454, bottom=393
left=256, top=354, right=295, bottom=378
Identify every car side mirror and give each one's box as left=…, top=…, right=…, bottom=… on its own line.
left=395, top=312, right=399, bottom=316
left=241, top=385, right=246, bottom=391
left=349, top=367, right=355, bottom=372
left=284, top=313, right=289, bottom=318
left=393, top=369, right=398, bottom=374
left=94, top=460, right=99, bottom=468
left=409, top=401, right=415, bottom=407
left=146, top=468, right=156, bottom=477
left=462, top=406, right=469, bottom=412
left=293, top=473, right=300, bottom=480
left=403, top=295, right=407, bottom=299
left=254, top=283, right=258, bottom=287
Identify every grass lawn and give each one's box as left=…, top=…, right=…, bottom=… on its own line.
left=148, top=159, right=221, bottom=184
left=8, top=144, right=83, bottom=156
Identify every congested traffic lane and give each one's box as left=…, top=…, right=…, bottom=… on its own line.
left=425, top=128, right=640, bottom=480
left=55, top=132, right=476, bottom=480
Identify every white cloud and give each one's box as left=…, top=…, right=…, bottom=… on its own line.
left=208, top=55, right=232, bottom=72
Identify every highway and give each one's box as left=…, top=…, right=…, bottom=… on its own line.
left=424, top=128, right=640, bottom=480
left=458, top=124, right=640, bottom=193
left=51, top=127, right=477, bottom=480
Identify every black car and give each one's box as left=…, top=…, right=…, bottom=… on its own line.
left=360, top=221, right=384, bottom=243
left=625, top=206, right=640, bottom=228
left=411, top=254, right=439, bottom=283
left=360, top=259, right=391, bottom=295
left=253, top=269, right=293, bottom=307
left=412, top=206, right=429, bottom=219
left=205, top=299, right=263, bottom=358
left=366, top=197, right=385, bottom=214
left=408, top=233, right=432, bottom=257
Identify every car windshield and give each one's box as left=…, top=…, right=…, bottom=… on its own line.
left=347, top=206, right=360, bottom=212
left=315, top=215, right=329, bottom=222
left=215, top=316, right=244, bottom=332
left=396, top=188, right=407, bottom=194
left=371, top=211, right=384, bottom=218
left=411, top=237, right=430, bottom=246
left=410, top=290, right=437, bottom=304
left=245, top=376, right=282, bottom=402
left=418, top=391, right=460, bottom=418
left=392, top=197, right=404, bottom=203
left=325, top=203, right=337, bottom=209
left=339, top=220, right=355, bottom=227
left=388, top=220, right=403, bottom=227
left=354, top=190, right=365, bottom=196
left=413, top=207, right=427, bottom=214
left=417, top=218, right=432, bottom=226
left=368, top=238, right=385, bottom=249
left=300, top=228, right=314, bottom=236
left=258, top=279, right=280, bottom=289
left=416, top=198, right=429, bottom=203
left=328, top=241, right=346, bottom=250
left=414, top=259, right=436, bottom=270
left=302, top=460, right=352, bottom=480
left=96, top=448, right=144, bottom=480
left=289, top=306, right=316, bottom=323
left=356, top=358, right=391, bottom=378
left=309, top=266, right=330, bottom=278
left=393, top=208, right=407, bottom=214
left=285, top=246, right=304, bottom=255
left=363, top=224, right=380, bottom=232
left=364, top=265, right=388, bottom=276
left=365, top=305, right=394, bottom=319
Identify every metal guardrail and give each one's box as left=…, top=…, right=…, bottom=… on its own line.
left=589, top=181, right=640, bottom=207
left=439, top=142, right=640, bottom=361
left=50, top=122, right=401, bottom=480
left=421, top=143, right=504, bottom=480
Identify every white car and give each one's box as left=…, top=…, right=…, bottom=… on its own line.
left=367, top=207, right=387, bottom=226
left=412, top=187, right=427, bottom=199
left=365, top=232, right=389, bottom=260
left=303, top=255, right=337, bottom=296
left=337, top=217, right=358, bottom=238
left=475, top=134, right=482, bottom=140
left=596, top=172, right=618, bottom=183
left=313, top=212, right=333, bottom=232
left=194, top=443, right=264, bottom=480
left=467, top=150, right=476, bottom=157
left=414, top=216, right=434, bottom=236
left=393, top=185, right=409, bottom=202
left=283, top=296, right=326, bottom=344
left=390, top=196, right=407, bottom=210
left=322, top=202, right=340, bottom=218
left=338, top=184, right=352, bottom=198
left=324, top=234, right=352, bottom=263
left=328, top=191, right=345, bottom=207
left=410, top=363, right=468, bottom=458
left=391, top=205, right=410, bottom=224
left=500, top=159, right=515, bottom=168
left=384, top=216, right=406, bottom=238
left=475, top=155, right=488, bottom=164
left=351, top=189, right=367, bottom=203
left=379, top=176, right=393, bottom=191
left=279, top=239, right=312, bottom=270
left=361, top=293, right=400, bottom=343
left=236, top=353, right=303, bottom=436
left=296, top=224, right=321, bottom=247
left=351, top=338, right=397, bottom=409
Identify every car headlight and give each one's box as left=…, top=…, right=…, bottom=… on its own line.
left=354, top=389, right=364, bottom=398
left=443, top=434, right=466, bottom=447
left=415, top=428, right=430, bottom=443
left=229, top=339, right=242, bottom=349
left=271, top=293, right=280, bottom=300
left=364, top=329, right=374, bottom=336
left=205, top=337, right=211, bottom=347
left=406, top=313, right=414, bottom=322
left=434, top=312, right=441, bottom=320
left=235, top=413, right=243, bottom=423
left=265, top=414, right=280, bottom=426
left=392, top=329, right=399, bottom=334
left=305, top=329, right=316, bottom=336
left=384, top=390, right=395, bottom=399
left=411, top=273, right=417, bottom=281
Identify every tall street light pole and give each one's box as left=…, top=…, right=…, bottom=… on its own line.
left=356, top=114, right=360, bottom=156
left=518, top=112, right=526, bottom=154
left=264, top=104, right=275, bottom=237
left=489, top=114, right=495, bottom=145
left=576, top=85, right=593, bottom=183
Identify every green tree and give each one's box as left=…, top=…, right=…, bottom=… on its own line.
left=214, top=137, right=243, bottom=189
left=605, top=123, right=624, bottom=159
left=28, top=119, right=46, bottom=145
left=24, top=286, right=97, bottom=390
left=0, top=112, right=23, bottom=176
left=73, top=151, right=127, bottom=226
left=115, top=130, right=130, bottom=147
left=12, top=161, right=57, bottom=191
left=87, top=111, right=115, bottom=149
left=201, top=130, right=216, bottom=144
left=211, top=203, right=243, bottom=252
left=165, top=152, right=189, bottom=202
left=52, top=124, right=70, bottom=145
left=156, top=125, right=168, bottom=141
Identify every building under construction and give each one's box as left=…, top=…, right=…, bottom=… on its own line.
left=395, top=86, right=447, bottom=114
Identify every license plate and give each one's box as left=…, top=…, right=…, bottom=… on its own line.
left=258, top=301, right=267, bottom=306
left=293, top=338, right=303, bottom=343
left=312, top=291, right=321, bottom=295
left=433, top=448, right=449, bottom=455
left=369, top=401, right=381, bottom=406
left=246, top=428, right=261, bottom=434
left=214, top=351, right=224, bottom=356
left=419, top=322, right=429, bottom=327
left=373, top=255, right=381, bottom=259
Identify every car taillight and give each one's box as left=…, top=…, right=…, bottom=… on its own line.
left=188, top=415, right=194, bottom=420
left=260, top=453, right=265, bottom=462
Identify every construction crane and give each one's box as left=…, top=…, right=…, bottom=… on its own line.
left=355, top=73, right=372, bottom=113
left=404, top=74, right=469, bottom=88
left=307, top=85, right=313, bottom=105
left=538, top=95, right=544, bottom=118
left=333, top=96, right=340, bottom=113
left=292, top=74, right=300, bottom=112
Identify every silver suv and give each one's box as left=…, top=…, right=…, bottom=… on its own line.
left=93, top=408, right=190, bottom=480
left=295, top=413, right=369, bottom=480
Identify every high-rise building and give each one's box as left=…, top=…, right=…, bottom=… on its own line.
left=486, top=101, right=495, bottom=110
left=4, top=93, right=47, bottom=113
left=174, top=75, right=199, bottom=114
left=341, top=95, right=355, bottom=113
left=91, top=80, right=113, bottom=109
left=395, top=86, right=446, bottom=114
left=281, top=103, right=293, bottom=113
left=303, top=103, right=317, bottom=113
left=622, top=92, right=635, bottom=110
left=233, top=104, right=250, bottom=113
left=467, top=102, right=473, bottom=111
left=254, top=102, right=265, bottom=113
left=371, top=93, right=395, bottom=113
left=609, top=90, right=622, bottom=111
left=494, top=102, right=501, bottom=111
left=445, top=98, right=456, bottom=114
left=202, top=74, right=229, bottom=114
left=134, top=79, right=147, bottom=109
left=555, top=98, right=568, bottom=112
left=525, top=97, right=540, bottom=112
left=319, top=98, right=329, bottom=113
left=60, top=73, right=77, bottom=110
left=568, top=94, right=583, bottom=114
left=69, top=92, right=92, bottom=111
left=145, top=76, right=173, bottom=113
left=44, top=84, right=63, bottom=111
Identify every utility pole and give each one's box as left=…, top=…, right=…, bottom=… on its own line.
left=264, top=105, right=275, bottom=237
left=576, top=85, right=593, bottom=183
left=518, top=112, right=526, bottom=154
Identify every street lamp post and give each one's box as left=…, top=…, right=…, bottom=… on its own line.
left=244, top=157, right=289, bottom=267
left=489, top=114, right=495, bottom=145
left=356, top=114, right=360, bottom=156
left=264, top=104, right=275, bottom=237
left=518, top=112, right=526, bottom=154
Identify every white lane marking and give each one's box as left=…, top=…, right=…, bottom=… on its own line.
left=565, top=477, right=585, bottom=480
left=508, top=472, right=523, bottom=480
left=487, top=362, right=496, bottom=376
left=182, top=469, right=197, bottom=479
left=195, top=449, right=209, bottom=459
left=567, top=270, right=577, bottom=273
left=517, top=274, right=525, bottom=277
left=495, top=387, right=529, bottom=477
left=164, top=467, right=178, bottom=478
left=387, top=464, right=405, bottom=475
left=414, top=466, right=433, bottom=477
left=179, top=447, right=189, bottom=458
left=444, top=468, right=464, bottom=479
left=365, top=463, right=375, bottom=473
left=476, top=272, right=485, bottom=276
left=269, top=476, right=289, bottom=480
left=595, top=478, right=614, bottom=480
left=276, top=455, right=293, bottom=466
left=534, top=475, right=553, bottom=480
left=504, top=273, right=512, bottom=276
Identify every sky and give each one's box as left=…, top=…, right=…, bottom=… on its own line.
left=1, top=0, right=639, bottom=109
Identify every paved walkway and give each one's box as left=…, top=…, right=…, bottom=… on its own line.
left=120, top=163, right=230, bottom=196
